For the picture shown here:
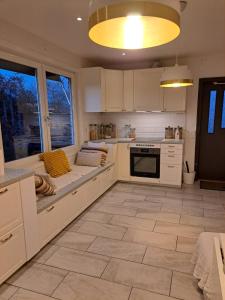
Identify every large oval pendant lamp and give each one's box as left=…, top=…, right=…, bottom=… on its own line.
left=88, top=0, right=181, bottom=49
left=160, top=64, right=193, bottom=88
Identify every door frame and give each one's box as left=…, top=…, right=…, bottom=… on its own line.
left=195, top=77, right=225, bottom=179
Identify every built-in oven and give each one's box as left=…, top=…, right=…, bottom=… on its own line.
left=130, top=143, right=160, bottom=178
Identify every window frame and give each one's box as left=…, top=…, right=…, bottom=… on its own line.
left=0, top=50, right=79, bottom=167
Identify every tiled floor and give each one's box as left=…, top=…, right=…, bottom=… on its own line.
left=2, top=182, right=225, bottom=300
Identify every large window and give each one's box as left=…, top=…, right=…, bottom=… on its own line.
left=0, top=59, right=43, bottom=162
left=46, top=72, right=74, bottom=149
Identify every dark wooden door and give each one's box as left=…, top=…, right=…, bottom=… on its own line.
left=195, top=77, right=225, bottom=190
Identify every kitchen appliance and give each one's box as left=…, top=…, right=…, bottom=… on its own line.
left=130, top=143, right=160, bottom=178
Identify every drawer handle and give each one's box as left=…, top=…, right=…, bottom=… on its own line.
left=1, top=233, right=13, bottom=244
left=72, top=190, right=78, bottom=195
left=168, top=146, right=175, bottom=148
left=168, top=150, right=175, bottom=153
left=0, top=188, right=8, bottom=195
left=92, top=177, right=97, bottom=182
left=168, top=165, right=175, bottom=168
left=46, top=206, right=55, bottom=212
left=107, top=168, right=111, bottom=172
left=168, top=155, right=175, bottom=158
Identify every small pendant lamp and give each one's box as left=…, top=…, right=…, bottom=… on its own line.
left=88, top=0, right=181, bottom=49
left=160, top=56, right=193, bottom=88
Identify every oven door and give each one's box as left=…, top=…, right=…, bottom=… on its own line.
left=130, top=148, right=160, bottom=178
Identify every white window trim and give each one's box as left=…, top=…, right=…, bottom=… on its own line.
left=0, top=50, right=80, bottom=168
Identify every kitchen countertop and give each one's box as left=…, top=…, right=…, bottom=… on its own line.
left=0, top=168, right=34, bottom=188
left=87, top=138, right=184, bottom=145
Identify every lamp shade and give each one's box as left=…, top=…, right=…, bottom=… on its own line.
left=88, top=0, right=181, bottom=49
left=160, top=64, right=193, bottom=87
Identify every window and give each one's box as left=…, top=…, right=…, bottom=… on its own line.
left=208, top=90, right=217, bottom=134
left=221, top=90, right=225, bottom=129
left=45, top=72, right=74, bottom=150
left=0, top=59, right=43, bottom=162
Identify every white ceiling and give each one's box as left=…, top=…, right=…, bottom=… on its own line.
left=0, top=0, right=224, bottom=65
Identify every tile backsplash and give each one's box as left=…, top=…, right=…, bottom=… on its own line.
left=100, top=112, right=186, bottom=138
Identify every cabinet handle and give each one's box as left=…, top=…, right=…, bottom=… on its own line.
left=1, top=233, right=13, bottom=244
left=168, top=155, right=175, bottom=158
left=168, top=150, right=175, bottom=153
left=168, top=165, right=175, bottom=168
left=0, top=188, right=8, bottom=194
left=107, top=168, right=111, bottom=172
left=122, top=109, right=126, bottom=112
left=92, top=177, right=97, bottom=182
left=46, top=206, right=55, bottom=212
left=72, top=190, right=78, bottom=195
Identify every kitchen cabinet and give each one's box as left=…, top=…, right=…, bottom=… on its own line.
left=163, top=87, right=186, bottom=112
left=117, top=143, right=130, bottom=180
left=123, top=70, right=134, bottom=111
left=160, top=144, right=183, bottom=186
left=81, top=67, right=106, bottom=112
left=133, top=68, right=164, bottom=111
left=105, top=69, right=124, bottom=112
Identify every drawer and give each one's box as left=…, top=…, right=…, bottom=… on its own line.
left=85, top=175, right=101, bottom=207
left=65, top=184, right=87, bottom=221
left=102, top=166, right=116, bottom=192
left=160, top=163, right=182, bottom=186
left=161, top=148, right=183, bottom=155
left=0, top=225, right=26, bottom=284
left=38, top=199, right=68, bottom=247
left=0, top=182, right=23, bottom=237
left=161, top=153, right=183, bottom=165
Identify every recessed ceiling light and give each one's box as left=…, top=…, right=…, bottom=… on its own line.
left=76, top=17, right=83, bottom=22
left=122, top=52, right=126, bottom=56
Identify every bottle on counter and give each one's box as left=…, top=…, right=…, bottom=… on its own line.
left=129, top=128, right=136, bottom=139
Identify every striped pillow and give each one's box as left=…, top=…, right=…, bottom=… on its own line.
left=76, top=151, right=106, bottom=167
left=35, top=174, right=55, bottom=196
left=40, top=150, right=71, bottom=178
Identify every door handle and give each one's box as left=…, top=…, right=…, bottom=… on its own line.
left=1, top=233, right=13, bottom=244
left=0, top=188, right=8, bottom=195
left=46, top=206, right=55, bottom=212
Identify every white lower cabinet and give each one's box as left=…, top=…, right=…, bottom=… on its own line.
left=160, top=144, right=183, bottom=186
left=0, top=225, right=26, bottom=284
left=118, top=144, right=130, bottom=181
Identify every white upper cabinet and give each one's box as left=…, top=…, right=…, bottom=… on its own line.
left=105, top=69, right=124, bottom=112
left=163, top=87, right=186, bottom=112
left=123, top=70, right=134, bottom=112
left=81, top=67, right=106, bottom=112
left=133, top=68, right=164, bottom=111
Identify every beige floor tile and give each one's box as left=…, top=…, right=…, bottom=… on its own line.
left=88, top=237, right=146, bottom=262
left=7, top=263, right=67, bottom=296
left=204, top=208, right=225, bottom=218
left=176, top=236, right=197, bottom=254
left=10, top=289, right=55, bottom=300
left=51, top=231, right=96, bottom=250
left=180, top=214, right=225, bottom=228
left=181, top=207, right=204, bottom=217
left=123, top=200, right=161, bottom=211
left=134, top=188, right=166, bottom=197
left=130, top=288, right=177, bottom=300
left=183, top=200, right=223, bottom=210
left=136, top=212, right=180, bottom=224
left=98, top=196, right=126, bottom=206
left=0, top=284, right=18, bottom=300
left=64, top=219, right=85, bottom=232
left=45, top=246, right=109, bottom=277
left=110, top=215, right=155, bottom=231
left=170, top=272, right=203, bottom=300
left=113, top=183, right=134, bottom=193
left=77, top=221, right=126, bottom=240
left=53, top=272, right=131, bottom=300
left=146, top=196, right=182, bottom=205
left=32, top=245, right=59, bottom=264
left=94, top=204, right=137, bottom=216
left=81, top=211, right=113, bottom=223
left=110, top=191, right=145, bottom=201
left=102, top=258, right=172, bottom=296
left=143, top=247, right=194, bottom=274
left=123, top=228, right=177, bottom=250
left=154, top=222, right=203, bottom=238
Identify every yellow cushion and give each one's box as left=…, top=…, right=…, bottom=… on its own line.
left=40, top=150, right=71, bottom=178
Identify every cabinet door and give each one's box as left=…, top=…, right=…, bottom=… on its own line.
left=0, top=225, right=26, bottom=285
left=82, top=67, right=106, bottom=112
left=134, top=68, right=164, bottom=111
left=160, top=164, right=182, bottom=186
left=117, top=144, right=130, bottom=181
left=123, top=70, right=134, bottom=111
left=0, top=183, right=22, bottom=237
left=163, top=88, right=186, bottom=112
left=105, top=70, right=124, bottom=112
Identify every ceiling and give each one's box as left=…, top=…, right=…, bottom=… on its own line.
left=0, top=0, right=224, bottom=65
